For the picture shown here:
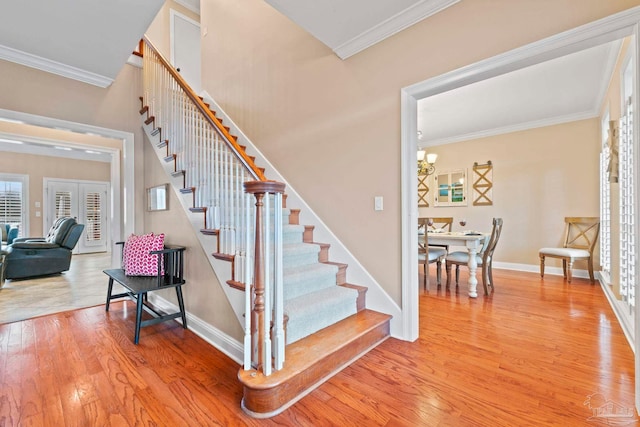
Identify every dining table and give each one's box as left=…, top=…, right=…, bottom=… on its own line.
left=427, top=231, right=488, bottom=298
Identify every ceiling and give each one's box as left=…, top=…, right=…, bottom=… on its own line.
left=0, top=0, right=164, bottom=87
left=264, top=0, right=460, bottom=59
left=0, top=0, right=625, bottom=156
left=418, top=40, right=622, bottom=147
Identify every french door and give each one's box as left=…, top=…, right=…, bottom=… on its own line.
left=45, top=179, right=109, bottom=254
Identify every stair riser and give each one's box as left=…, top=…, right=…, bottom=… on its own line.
left=285, top=298, right=356, bottom=344
left=283, top=271, right=338, bottom=301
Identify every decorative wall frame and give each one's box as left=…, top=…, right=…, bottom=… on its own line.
left=472, top=161, right=493, bottom=206
left=147, top=183, right=169, bottom=211
left=418, top=173, right=429, bottom=207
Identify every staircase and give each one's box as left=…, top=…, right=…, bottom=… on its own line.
left=139, top=37, right=391, bottom=418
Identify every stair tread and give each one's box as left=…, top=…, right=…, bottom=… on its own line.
left=239, top=310, right=390, bottom=388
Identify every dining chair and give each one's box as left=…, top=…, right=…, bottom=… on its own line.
left=430, top=217, right=453, bottom=232
left=445, top=218, right=503, bottom=295
left=428, top=217, right=454, bottom=251
left=418, top=218, right=447, bottom=291
left=539, top=217, right=600, bottom=283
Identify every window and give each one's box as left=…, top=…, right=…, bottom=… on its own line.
left=619, top=53, right=635, bottom=312
left=600, top=112, right=611, bottom=285
left=0, top=174, right=28, bottom=237
left=85, top=191, right=103, bottom=242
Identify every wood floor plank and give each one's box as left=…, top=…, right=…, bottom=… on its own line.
left=0, top=265, right=636, bottom=425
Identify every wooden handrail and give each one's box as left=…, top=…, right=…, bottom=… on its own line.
left=142, top=36, right=267, bottom=181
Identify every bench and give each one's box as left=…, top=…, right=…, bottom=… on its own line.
left=104, top=243, right=186, bottom=344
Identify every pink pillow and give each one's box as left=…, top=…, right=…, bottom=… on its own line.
left=123, top=233, right=165, bottom=276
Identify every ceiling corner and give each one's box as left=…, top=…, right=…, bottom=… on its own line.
left=334, top=0, right=460, bottom=59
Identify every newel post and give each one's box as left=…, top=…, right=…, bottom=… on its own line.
left=244, top=180, right=286, bottom=372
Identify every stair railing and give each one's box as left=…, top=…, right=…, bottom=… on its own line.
left=140, top=37, right=285, bottom=375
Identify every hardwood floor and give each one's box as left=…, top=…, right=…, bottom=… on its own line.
left=0, top=266, right=635, bottom=426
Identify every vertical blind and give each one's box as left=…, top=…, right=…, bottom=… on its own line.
left=85, top=191, right=102, bottom=242
left=0, top=180, right=23, bottom=232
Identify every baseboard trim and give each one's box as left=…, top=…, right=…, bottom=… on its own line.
left=493, top=261, right=592, bottom=279
left=148, top=294, right=243, bottom=364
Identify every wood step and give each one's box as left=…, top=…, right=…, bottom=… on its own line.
left=288, top=208, right=299, bottom=224
left=144, top=116, right=155, bottom=126
left=139, top=105, right=149, bottom=116
left=227, top=280, right=245, bottom=291
left=313, top=242, right=330, bottom=263
left=340, top=283, right=367, bottom=312
left=189, top=206, right=207, bottom=228
left=324, top=261, right=347, bottom=285
left=238, top=309, right=391, bottom=418
left=151, top=127, right=162, bottom=140
left=200, top=228, right=219, bottom=236
left=303, top=225, right=314, bottom=243
left=172, top=170, right=186, bottom=188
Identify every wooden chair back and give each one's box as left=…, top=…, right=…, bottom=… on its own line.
left=430, top=217, right=453, bottom=232
left=482, top=218, right=503, bottom=264
left=563, top=217, right=600, bottom=254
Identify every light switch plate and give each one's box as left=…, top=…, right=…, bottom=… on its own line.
left=374, top=196, right=383, bottom=211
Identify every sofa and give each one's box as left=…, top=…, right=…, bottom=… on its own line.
left=3, top=217, right=85, bottom=280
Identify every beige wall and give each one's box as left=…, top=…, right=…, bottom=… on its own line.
left=0, top=60, right=146, bottom=236
left=418, top=119, right=601, bottom=271
left=0, top=151, right=110, bottom=236
left=200, top=0, right=640, bottom=304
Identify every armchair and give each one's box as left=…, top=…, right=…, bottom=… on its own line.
left=0, top=223, right=19, bottom=246
left=4, top=217, right=85, bottom=279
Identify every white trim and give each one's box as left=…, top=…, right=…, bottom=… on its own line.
left=401, top=6, right=640, bottom=352
left=148, top=294, right=243, bottom=364
left=0, top=108, right=135, bottom=267
left=632, top=24, right=640, bottom=413
left=400, top=89, right=419, bottom=342
left=492, top=261, right=594, bottom=279
left=200, top=91, right=404, bottom=338
left=600, top=277, right=635, bottom=351
left=0, top=43, right=113, bottom=88
left=126, top=54, right=143, bottom=68
left=334, top=0, right=460, bottom=59
left=427, top=110, right=599, bottom=146
left=174, top=0, right=200, bottom=16
left=0, top=131, right=112, bottom=162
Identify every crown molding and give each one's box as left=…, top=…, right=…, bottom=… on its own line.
left=334, top=0, right=459, bottom=59
left=425, top=109, right=599, bottom=146
left=0, top=43, right=113, bottom=88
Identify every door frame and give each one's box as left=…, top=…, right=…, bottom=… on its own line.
left=400, top=5, right=640, bottom=410
left=170, top=8, right=201, bottom=93
left=0, top=108, right=135, bottom=267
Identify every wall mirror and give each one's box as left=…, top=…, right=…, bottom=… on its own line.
left=147, top=184, right=168, bottom=211
left=434, top=169, right=467, bottom=206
